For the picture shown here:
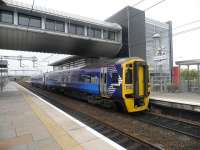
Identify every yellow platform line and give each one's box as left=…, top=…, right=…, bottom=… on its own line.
left=19, top=88, right=83, bottom=150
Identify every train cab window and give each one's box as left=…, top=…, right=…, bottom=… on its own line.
left=112, top=73, right=118, bottom=83
left=125, top=66, right=133, bottom=84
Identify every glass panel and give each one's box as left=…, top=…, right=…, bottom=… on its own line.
left=46, top=19, right=55, bottom=31
left=18, top=14, right=29, bottom=26
left=79, top=74, right=91, bottom=83
left=87, top=28, right=94, bottom=37
left=69, top=24, right=76, bottom=34
left=0, top=11, right=13, bottom=24
left=88, top=27, right=101, bottom=38
left=125, top=67, right=133, bottom=84
left=108, top=31, right=115, bottom=40
left=76, top=25, right=84, bottom=35
left=94, top=29, right=101, bottom=38
left=103, top=30, right=108, bottom=39
left=30, top=17, right=41, bottom=28
left=19, top=14, right=41, bottom=28
left=55, top=21, right=64, bottom=32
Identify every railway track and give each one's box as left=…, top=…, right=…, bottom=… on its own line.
left=19, top=82, right=200, bottom=149
left=19, top=82, right=162, bottom=150
left=133, top=112, right=200, bottom=139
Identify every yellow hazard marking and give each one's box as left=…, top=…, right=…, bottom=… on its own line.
left=20, top=88, right=83, bottom=150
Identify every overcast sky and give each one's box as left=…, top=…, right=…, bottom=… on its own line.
left=1, top=0, right=200, bottom=71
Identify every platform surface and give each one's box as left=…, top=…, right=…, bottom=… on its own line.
left=151, top=92, right=200, bottom=112
left=0, top=82, right=123, bottom=150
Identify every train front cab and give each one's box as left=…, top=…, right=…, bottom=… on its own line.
left=122, top=59, right=150, bottom=112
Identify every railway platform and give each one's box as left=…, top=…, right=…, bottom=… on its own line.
left=151, top=92, right=200, bottom=112
left=0, top=82, right=124, bottom=150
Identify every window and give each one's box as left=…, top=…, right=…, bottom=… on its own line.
left=45, top=19, right=65, bottom=32
left=91, top=75, right=98, bottom=84
left=87, top=28, right=94, bottom=37
left=112, top=73, right=118, bottom=83
left=87, top=27, right=101, bottom=38
left=108, top=31, right=115, bottom=40
left=69, top=24, right=76, bottom=34
left=103, top=30, right=108, bottom=39
left=125, top=67, right=133, bottom=84
left=46, top=19, right=64, bottom=32
left=69, top=23, right=84, bottom=35
left=76, top=25, right=84, bottom=35
left=94, top=29, right=101, bottom=38
left=55, top=21, right=64, bottom=32
left=79, top=74, right=91, bottom=83
left=30, top=17, right=41, bottom=28
left=103, top=30, right=115, bottom=41
left=18, top=14, right=41, bottom=28
left=46, top=19, right=55, bottom=31
left=18, top=14, right=29, bottom=26
left=0, top=10, right=13, bottom=24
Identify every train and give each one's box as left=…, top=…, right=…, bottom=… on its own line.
left=31, top=57, right=150, bottom=112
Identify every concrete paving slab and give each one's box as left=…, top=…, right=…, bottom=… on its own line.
left=28, top=138, right=61, bottom=150
left=68, top=128, right=98, bottom=144
left=0, top=134, right=32, bottom=150
left=0, top=82, right=124, bottom=150
left=151, top=92, right=200, bottom=112
left=81, top=138, right=116, bottom=150
left=151, top=92, right=200, bottom=105
left=7, top=144, right=28, bottom=150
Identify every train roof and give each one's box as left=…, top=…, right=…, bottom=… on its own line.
left=82, top=57, right=144, bottom=68
left=45, top=57, right=144, bottom=75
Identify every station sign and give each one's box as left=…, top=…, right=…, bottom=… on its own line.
left=153, top=55, right=167, bottom=61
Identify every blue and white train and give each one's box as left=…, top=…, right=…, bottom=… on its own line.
left=31, top=57, right=150, bottom=112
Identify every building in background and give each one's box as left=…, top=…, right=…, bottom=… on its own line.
left=145, top=19, right=173, bottom=91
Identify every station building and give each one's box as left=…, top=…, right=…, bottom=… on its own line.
left=0, top=0, right=173, bottom=90
left=50, top=17, right=173, bottom=91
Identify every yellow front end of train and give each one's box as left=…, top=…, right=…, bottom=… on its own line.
left=122, top=59, right=150, bottom=112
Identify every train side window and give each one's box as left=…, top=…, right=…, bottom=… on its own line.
left=79, top=74, right=91, bottom=83
left=125, top=67, right=132, bottom=84
left=112, top=73, right=118, bottom=83
left=91, top=75, right=98, bottom=84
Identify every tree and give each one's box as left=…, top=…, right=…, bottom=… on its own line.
left=181, top=69, right=198, bottom=80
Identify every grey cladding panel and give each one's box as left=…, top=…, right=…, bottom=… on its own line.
left=106, top=6, right=146, bottom=60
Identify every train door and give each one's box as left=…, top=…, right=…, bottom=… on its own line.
left=100, top=67, right=108, bottom=97
left=133, top=61, right=149, bottom=98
